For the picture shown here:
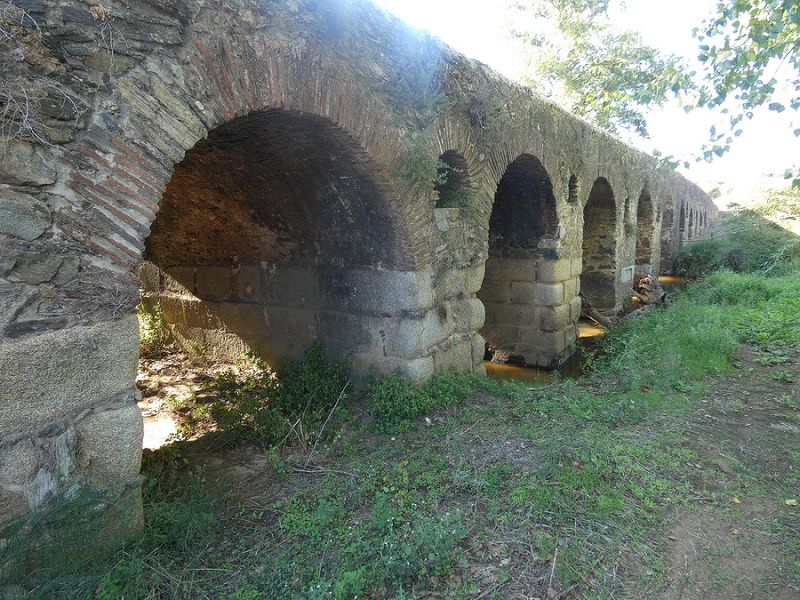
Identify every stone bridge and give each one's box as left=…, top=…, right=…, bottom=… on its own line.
left=0, top=0, right=717, bottom=546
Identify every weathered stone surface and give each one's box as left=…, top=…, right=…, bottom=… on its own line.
left=76, top=402, right=143, bottom=491
left=433, top=269, right=465, bottom=301
left=533, top=282, right=564, bottom=307
left=0, top=316, right=139, bottom=435
left=0, top=142, right=56, bottom=187
left=433, top=339, right=473, bottom=373
left=562, top=277, right=580, bottom=302
left=530, top=330, right=567, bottom=358
left=7, top=253, right=63, bottom=284
left=569, top=296, right=582, bottom=322
left=483, top=258, right=536, bottom=283
left=323, top=268, right=434, bottom=315
left=470, top=333, right=486, bottom=368
left=482, top=302, right=536, bottom=327
left=449, top=297, right=485, bottom=333
left=510, top=281, right=536, bottom=305
left=464, top=263, right=486, bottom=295
left=0, top=439, right=39, bottom=486
left=0, top=189, right=51, bottom=241
left=540, top=304, right=571, bottom=332
left=350, top=352, right=435, bottom=384
left=570, top=257, right=583, bottom=277
left=537, top=259, right=572, bottom=284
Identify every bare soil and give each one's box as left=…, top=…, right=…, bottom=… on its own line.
left=134, top=344, right=799, bottom=599
left=643, top=346, right=800, bottom=600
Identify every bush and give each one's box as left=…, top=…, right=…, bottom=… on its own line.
left=677, top=203, right=800, bottom=277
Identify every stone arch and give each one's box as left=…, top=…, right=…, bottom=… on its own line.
left=478, top=154, right=569, bottom=367
left=581, top=177, right=618, bottom=312
left=635, top=188, right=655, bottom=274
left=688, top=207, right=695, bottom=239
left=659, top=197, right=676, bottom=273
left=21, top=34, right=440, bottom=532
left=141, top=109, right=422, bottom=371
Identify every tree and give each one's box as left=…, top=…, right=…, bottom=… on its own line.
left=694, top=0, right=799, bottom=184
left=513, top=0, right=800, bottom=184
left=512, top=0, right=695, bottom=138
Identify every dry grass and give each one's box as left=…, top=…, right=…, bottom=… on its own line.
left=0, top=1, right=86, bottom=148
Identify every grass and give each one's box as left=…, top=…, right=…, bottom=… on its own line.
left=6, top=193, right=800, bottom=597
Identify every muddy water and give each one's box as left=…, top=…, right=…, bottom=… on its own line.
left=658, top=275, right=686, bottom=286
left=484, top=319, right=606, bottom=385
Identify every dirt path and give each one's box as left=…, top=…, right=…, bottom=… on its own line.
left=647, top=346, right=800, bottom=599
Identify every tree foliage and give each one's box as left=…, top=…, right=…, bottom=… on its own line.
left=694, top=0, right=799, bottom=183
left=512, top=0, right=694, bottom=138
left=513, top=0, right=799, bottom=183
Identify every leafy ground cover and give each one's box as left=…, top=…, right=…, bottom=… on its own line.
left=6, top=194, right=800, bottom=598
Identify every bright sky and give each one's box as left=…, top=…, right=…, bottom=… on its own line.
left=373, top=0, right=800, bottom=205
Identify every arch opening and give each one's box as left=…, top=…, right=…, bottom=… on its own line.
left=477, top=154, right=563, bottom=366
left=137, top=110, right=417, bottom=447
left=581, top=177, right=618, bottom=312
left=678, top=202, right=687, bottom=244
left=567, top=175, right=579, bottom=204
left=635, top=189, right=655, bottom=275
left=659, top=199, right=675, bottom=274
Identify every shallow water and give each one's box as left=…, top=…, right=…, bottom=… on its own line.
left=484, top=320, right=604, bottom=384
left=658, top=274, right=687, bottom=288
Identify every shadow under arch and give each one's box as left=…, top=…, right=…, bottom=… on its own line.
left=679, top=201, right=687, bottom=244
left=141, top=109, right=425, bottom=374
left=581, top=177, right=618, bottom=312
left=635, top=188, right=656, bottom=275
left=659, top=197, right=676, bottom=273
left=477, top=154, right=564, bottom=366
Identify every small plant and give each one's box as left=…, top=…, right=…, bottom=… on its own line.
left=396, top=131, right=447, bottom=195
left=179, top=343, right=350, bottom=450
left=771, top=369, right=795, bottom=384
left=437, top=186, right=478, bottom=218
left=366, top=371, right=479, bottom=433
left=136, top=301, right=174, bottom=357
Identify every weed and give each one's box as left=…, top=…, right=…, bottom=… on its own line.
left=136, top=301, right=174, bottom=357
left=771, top=369, right=796, bottom=384
left=173, top=342, right=350, bottom=450
left=367, top=371, right=480, bottom=433
left=395, top=131, right=448, bottom=195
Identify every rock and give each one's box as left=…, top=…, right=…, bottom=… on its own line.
left=0, top=189, right=51, bottom=241
left=7, top=253, right=62, bottom=284
left=0, top=316, right=139, bottom=435
left=0, top=142, right=57, bottom=187
left=75, top=402, right=144, bottom=491
left=0, top=439, right=40, bottom=486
